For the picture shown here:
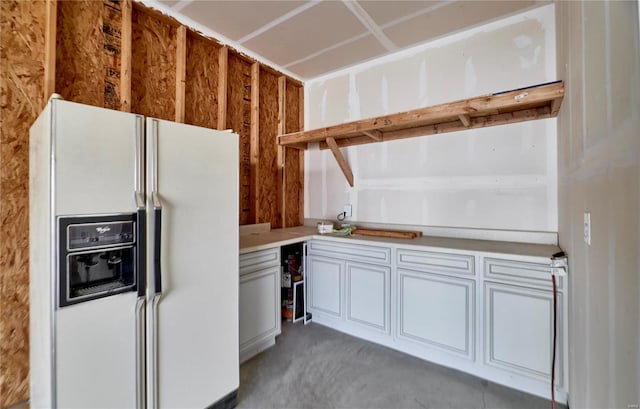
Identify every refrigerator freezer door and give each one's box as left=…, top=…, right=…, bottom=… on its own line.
left=146, top=119, right=240, bottom=408
left=51, top=100, right=142, bottom=408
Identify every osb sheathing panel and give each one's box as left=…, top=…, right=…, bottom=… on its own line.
left=227, top=53, right=252, bottom=225
left=131, top=6, right=176, bottom=121
left=258, top=68, right=281, bottom=228
left=284, top=84, right=303, bottom=227
left=56, top=0, right=123, bottom=110
left=0, top=1, right=46, bottom=406
left=185, top=31, right=218, bottom=129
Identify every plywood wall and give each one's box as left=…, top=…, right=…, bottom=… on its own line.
left=185, top=31, right=219, bottom=129
left=284, top=83, right=303, bottom=227
left=0, top=1, right=304, bottom=406
left=131, top=5, right=177, bottom=121
left=0, top=1, right=46, bottom=406
left=258, top=68, right=281, bottom=227
left=226, top=53, right=253, bottom=224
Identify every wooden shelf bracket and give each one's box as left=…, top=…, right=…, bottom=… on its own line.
left=326, top=137, right=354, bottom=187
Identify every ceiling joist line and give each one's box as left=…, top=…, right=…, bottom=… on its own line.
left=341, top=0, right=397, bottom=52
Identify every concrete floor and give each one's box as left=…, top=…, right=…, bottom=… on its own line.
left=239, top=321, right=559, bottom=409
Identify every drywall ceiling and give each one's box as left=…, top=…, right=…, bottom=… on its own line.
left=148, top=0, right=549, bottom=80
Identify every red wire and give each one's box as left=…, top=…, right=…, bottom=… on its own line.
left=551, top=274, right=557, bottom=409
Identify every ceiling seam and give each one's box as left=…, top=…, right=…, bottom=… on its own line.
left=171, top=0, right=192, bottom=13
left=282, top=31, right=370, bottom=69
left=379, top=0, right=457, bottom=30
left=341, top=0, right=397, bottom=52
left=236, top=0, right=322, bottom=45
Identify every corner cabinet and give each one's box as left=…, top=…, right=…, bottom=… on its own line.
left=239, top=248, right=281, bottom=363
left=305, top=238, right=567, bottom=403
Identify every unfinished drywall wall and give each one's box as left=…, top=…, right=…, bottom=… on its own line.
left=556, top=1, right=640, bottom=407
left=0, top=2, right=46, bottom=406
left=305, top=5, right=557, bottom=234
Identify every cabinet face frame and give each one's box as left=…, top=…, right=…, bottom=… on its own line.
left=345, top=261, right=391, bottom=334
left=483, top=281, right=564, bottom=387
left=396, top=268, right=476, bottom=360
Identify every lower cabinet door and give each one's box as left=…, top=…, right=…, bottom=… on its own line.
left=397, top=269, right=475, bottom=359
left=484, top=282, right=563, bottom=386
left=308, top=255, right=343, bottom=318
left=345, top=261, right=390, bottom=333
left=239, top=266, right=280, bottom=349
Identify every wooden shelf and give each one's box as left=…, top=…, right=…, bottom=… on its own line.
left=278, top=81, right=564, bottom=150
left=277, top=81, right=564, bottom=187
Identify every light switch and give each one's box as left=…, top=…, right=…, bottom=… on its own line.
left=584, top=212, right=591, bottom=245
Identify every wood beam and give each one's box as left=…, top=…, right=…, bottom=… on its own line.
left=250, top=62, right=260, bottom=224
left=458, top=113, right=470, bottom=127
left=43, top=0, right=57, bottom=103
left=175, top=25, right=187, bottom=123
left=120, top=0, right=132, bottom=112
left=326, top=137, right=354, bottom=187
left=277, top=76, right=286, bottom=227
left=217, top=46, right=228, bottom=129
left=319, top=106, right=552, bottom=150
left=362, top=130, right=382, bottom=141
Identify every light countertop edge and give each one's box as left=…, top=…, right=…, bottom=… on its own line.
left=239, top=227, right=561, bottom=262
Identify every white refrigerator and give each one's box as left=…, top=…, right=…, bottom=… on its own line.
left=29, top=97, right=239, bottom=408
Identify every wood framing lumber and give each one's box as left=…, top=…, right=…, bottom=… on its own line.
left=326, top=137, right=354, bottom=187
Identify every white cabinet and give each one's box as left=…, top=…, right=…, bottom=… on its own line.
left=397, top=269, right=475, bottom=360
left=345, top=262, right=390, bottom=334
left=307, top=255, right=343, bottom=318
left=239, top=248, right=281, bottom=363
left=303, top=238, right=566, bottom=403
left=482, top=257, right=564, bottom=390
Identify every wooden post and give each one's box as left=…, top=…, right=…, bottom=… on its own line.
left=43, top=0, right=57, bottom=103
left=298, top=86, right=305, bottom=226
left=277, top=76, right=286, bottom=227
left=250, top=63, right=260, bottom=224
left=175, top=25, right=187, bottom=123
left=120, top=0, right=132, bottom=112
left=326, top=137, right=354, bottom=187
left=217, top=46, right=228, bottom=130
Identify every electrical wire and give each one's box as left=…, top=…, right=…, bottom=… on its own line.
left=551, top=274, right=557, bottom=409
left=336, top=211, right=346, bottom=221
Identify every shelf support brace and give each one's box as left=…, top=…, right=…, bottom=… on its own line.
left=458, top=113, right=471, bottom=127
left=362, top=130, right=382, bottom=141
left=326, top=137, right=354, bottom=187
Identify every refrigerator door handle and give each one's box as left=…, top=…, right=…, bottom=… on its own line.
left=152, top=192, right=163, bottom=295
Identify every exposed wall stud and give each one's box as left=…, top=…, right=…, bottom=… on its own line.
left=277, top=76, right=286, bottom=226
left=250, top=62, right=260, bottom=224
left=44, top=0, right=57, bottom=102
left=217, top=46, right=228, bottom=129
left=120, top=0, right=132, bottom=112
left=175, top=25, right=187, bottom=123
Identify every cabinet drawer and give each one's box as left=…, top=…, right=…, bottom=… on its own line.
left=397, top=249, right=475, bottom=276
left=239, top=248, right=280, bottom=275
left=483, top=258, right=562, bottom=290
left=308, top=240, right=391, bottom=265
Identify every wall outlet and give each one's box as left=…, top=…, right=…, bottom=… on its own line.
left=344, top=204, right=352, bottom=218
left=584, top=212, right=591, bottom=245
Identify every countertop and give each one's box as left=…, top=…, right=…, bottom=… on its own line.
left=239, top=226, right=561, bottom=260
